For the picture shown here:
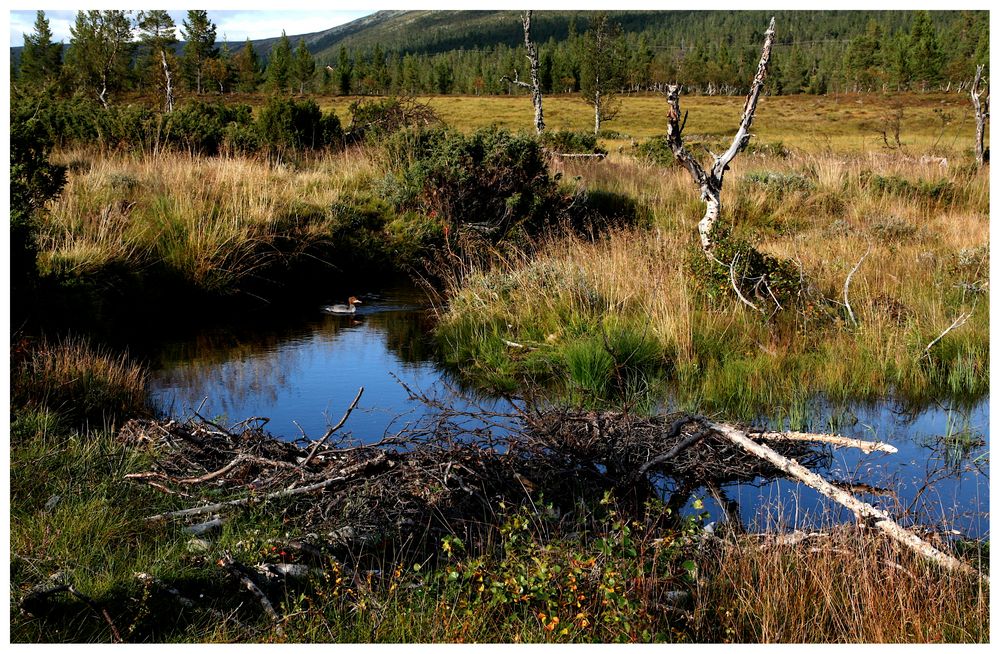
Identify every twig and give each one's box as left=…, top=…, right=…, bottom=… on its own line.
left=147, top=452, right=389, bottom=522
left=729, top=253, right=764, bottom=314
left=844, top=245, right=871, bottom=327
left=220, top=554, right=282, bottom=631
left=301, top=387, right=364, bottom=468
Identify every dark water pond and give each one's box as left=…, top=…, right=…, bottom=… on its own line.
left=148, top=284, right=989, bottom=538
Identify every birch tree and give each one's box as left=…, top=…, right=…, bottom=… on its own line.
left=665, top=17, right=776, bottom=258
left=500, top=11, right=545, bottom=134
left=970, top=65, right=989, bottom=167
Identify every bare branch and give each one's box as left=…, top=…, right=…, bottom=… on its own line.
left=301, top=387, right=364, bottom=468
left=923, top=312, right=971, bottom=358
left=844, top=244, right=872, bottom=327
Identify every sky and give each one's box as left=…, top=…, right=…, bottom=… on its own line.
left=8, top=9, right=376, bottom=47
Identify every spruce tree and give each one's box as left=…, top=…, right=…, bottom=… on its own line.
left=234, top=39, right=261, bottom=93
left=18, top=10, right=62, bottom=89
left=267, top=32, right=292, bottom=92
left=337, top=46, right=353, bottom=95
left=292, top=39, right=316, bottom=94
left=908, top=11, right=944, bottom=90
left=579, top=12, right=626, bottom=134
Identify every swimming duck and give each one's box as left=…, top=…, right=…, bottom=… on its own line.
left=322, top=296, right=363, bottom=314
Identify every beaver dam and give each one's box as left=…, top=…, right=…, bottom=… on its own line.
left=122, top=386, right=979, bottom=584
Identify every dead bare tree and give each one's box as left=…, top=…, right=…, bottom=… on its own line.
left=970, top=64, right=989, bottom=167
left=665, top=17, right=776, bottom=258
left=500, top=10, right=545, bottom=135
left=160, top=49, right=175, bottom=113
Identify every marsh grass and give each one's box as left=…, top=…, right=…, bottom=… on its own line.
left=12, top=336, right=149, bottom=427
left=40, top=147, right=381, bottom=292
left=692, top=527, right=988, bottom=642
left=438, top=140, right=988, bottom=417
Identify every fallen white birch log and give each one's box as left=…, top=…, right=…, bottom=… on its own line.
left=707, top=420, right=979, bottom=576
left=756, top=430, right=897, bottom=454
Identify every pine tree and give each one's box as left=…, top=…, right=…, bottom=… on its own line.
left=292, top=39, right=316, bottom=94
left=267, top=32, right=292, bottom=92
left=908, top=11, right=944, bottom=90
left=18, top=10, right=63, bottom=89
left=64, top=10, right=134, bottom=107
left=234, top=39, right=261, bottom=93
left=337, top=46, right=353, bottom=95
left=136, top=10, right=178, bottom=110
left=181, top=10, right=217, bottom=93
left=579, top=12, right=626, bottom=134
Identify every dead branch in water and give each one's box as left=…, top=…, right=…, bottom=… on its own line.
left=706, top=420, right=979, bottom=576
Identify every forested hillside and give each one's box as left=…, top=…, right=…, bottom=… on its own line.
left=11, top=9, right=988, bottom=101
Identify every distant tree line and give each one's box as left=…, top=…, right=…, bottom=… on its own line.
left=12, top=9, right=989, bottom=104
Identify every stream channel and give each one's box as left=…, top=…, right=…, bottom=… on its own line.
left=147, top=283, right=989, bottom=539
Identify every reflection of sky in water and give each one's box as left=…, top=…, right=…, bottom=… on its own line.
left=149, top=286, right=988, bottom=537
left=149, top=287, right=482, bottom=442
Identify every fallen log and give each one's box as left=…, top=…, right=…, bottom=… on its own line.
left=756, top=430, right=897, bottom=454
left=707, top=420, right=979, bottom=576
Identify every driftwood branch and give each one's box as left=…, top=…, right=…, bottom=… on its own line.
left=707, top=420, right=978, bottom=576
left=665, top=17, right=776, bottom=257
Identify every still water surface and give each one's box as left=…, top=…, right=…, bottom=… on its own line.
left=148, top=284, right=989, bottom=538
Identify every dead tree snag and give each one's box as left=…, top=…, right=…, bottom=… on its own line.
left=971, top=64, right=989, bottom=167
left=500, top=10, right=545, bottom=135
left=665, top=17, right=776, bottom=258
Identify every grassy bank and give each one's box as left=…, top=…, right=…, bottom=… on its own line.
left=437, top=110, right=988, bottom=418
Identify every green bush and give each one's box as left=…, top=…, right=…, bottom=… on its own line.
left=861, top=172, right=954, bottom=202
left=257, top=96, right=342, bottom=154
left=381, top=127, right=561, bottom=238
left=346, top=96, right=440, bottom=143
left=742, top=170, right=815, bottom=196
left=10, top=93, right=67, bottom=301
left=539, top=130, right=607, bottom=155
left=164, top=101, right=254, bottom=155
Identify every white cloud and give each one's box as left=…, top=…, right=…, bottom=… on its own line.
left=9, top=9, right=372, bottom=47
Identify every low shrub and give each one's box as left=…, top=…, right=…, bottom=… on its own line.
left=861, top=172, right=954, bottom=202
left=742, top=170, right=815, bottom=196
left=539, top=130, right=607, bottom=155
left=381, top=127, right=562, bottom=239
left=346, top=95, right=441, bottom=143
left=257, top=96, right=343, bottom=154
